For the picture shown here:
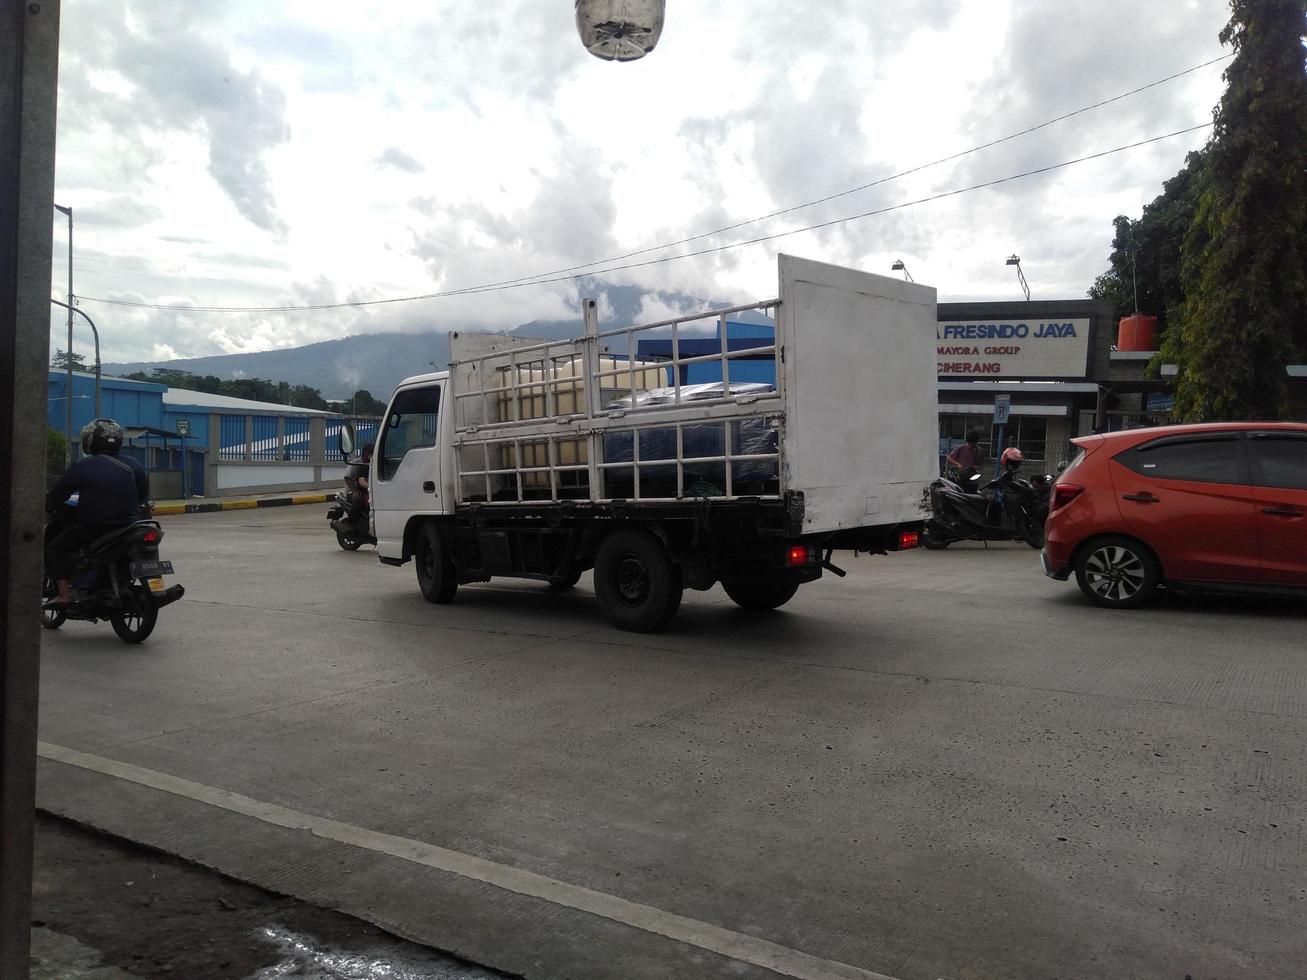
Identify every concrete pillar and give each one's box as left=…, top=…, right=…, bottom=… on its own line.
left=245, top=414, right=254, bottom=461
left=1046, top=413, right=1070, bottom=471
left=206, top=413, right=221, bottom=495
left=1, top=4, right=61, bottom=977
left=277, top=415, right=286, bottom=461
left=310, top=416, right=326, bottom=483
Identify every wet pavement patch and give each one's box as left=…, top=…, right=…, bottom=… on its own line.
left=31, top=813, right=509, bottom=980
left=251, top=924, right=504, bottom=979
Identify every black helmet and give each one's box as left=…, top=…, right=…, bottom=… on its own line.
left=81, top=418, right=124, bottom=455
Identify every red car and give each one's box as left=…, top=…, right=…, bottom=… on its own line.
left=1043, top=423, right=1307, bottom=607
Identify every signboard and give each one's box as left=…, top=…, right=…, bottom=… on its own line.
left=176, top=418, right=191, bottom=436
left=993, top=395, right=1011, bottom=425
left=937, top=318, right=1091, bottom=379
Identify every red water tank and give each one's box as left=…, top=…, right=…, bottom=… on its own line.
left=1117, top=314, right=1158, bottom=351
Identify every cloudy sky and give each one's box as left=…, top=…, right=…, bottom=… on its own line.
left=50, top=0, right=1233, bottom=364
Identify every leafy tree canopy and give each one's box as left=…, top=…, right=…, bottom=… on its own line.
left=1088, top=149, right=1206, bottom=338
left=122, top=368, right=384, bottom=417
left=50, top=348, right=87, bottom=371
left=1166, top=0, right=1307, bottom=421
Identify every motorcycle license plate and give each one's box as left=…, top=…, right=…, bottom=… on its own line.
left=130, top=560, right=174, bottom=578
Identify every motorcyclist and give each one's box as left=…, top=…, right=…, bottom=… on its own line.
left=986, top=447, right=1025, bottom=522
left=45, top=418, right=149, bottom=604
left=946, top=430, right=983, bottom=488
left=341, top=442, right=373, bottom=528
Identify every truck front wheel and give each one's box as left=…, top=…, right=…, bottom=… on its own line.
left=415, top=522, right=458, bottom=604
left=594, top=529, right=682, bottom=632
left=721, top=579, right=799, bottom=611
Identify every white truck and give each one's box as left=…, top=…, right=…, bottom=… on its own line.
left=368, top=254, right=938, bottom=632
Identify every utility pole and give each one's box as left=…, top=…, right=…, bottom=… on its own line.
left=2, top=4, right=62, bottom=980
left=53, top=202, right=71, bottom=461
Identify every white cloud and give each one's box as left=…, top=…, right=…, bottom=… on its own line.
left=52, top=0, right=1234, bottom=363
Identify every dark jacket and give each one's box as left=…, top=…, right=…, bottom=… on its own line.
left=47, top=453, right=149, bottom=525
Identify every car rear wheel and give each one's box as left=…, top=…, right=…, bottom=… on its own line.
left=593, top=529, right=681, bottom=632
left=1074, top=536, right=1159, bottom=609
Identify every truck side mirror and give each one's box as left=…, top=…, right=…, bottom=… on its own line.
left=340, top=423, right=355, bottom=457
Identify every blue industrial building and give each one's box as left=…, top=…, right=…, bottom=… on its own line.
left=47, top=370, right=354, bottom=499
left=636, top=319, right=778, bottom=386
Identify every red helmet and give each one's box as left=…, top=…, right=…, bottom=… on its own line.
left=1001, top=447, right=1024, bottom=469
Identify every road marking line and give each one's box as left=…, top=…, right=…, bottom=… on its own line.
left=38, top=741, right=902, bottom=980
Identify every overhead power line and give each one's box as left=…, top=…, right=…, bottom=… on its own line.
left=81, top=53, right=1223, bottom=316
left=82, top=123, right=1214, bottom=314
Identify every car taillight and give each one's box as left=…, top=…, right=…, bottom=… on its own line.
left=786, top=545, right=816, bottom=567
left=142, top=529, right=161, bottom=543
left=898, top=530, right=920, bottom=550
left=1051, top=484, right=1084, bottom=512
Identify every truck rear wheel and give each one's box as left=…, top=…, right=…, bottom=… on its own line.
left=722, top=579, right=799, bottom=611
left=594, top=529, right=682, bottom=632
left=415, top=522, right=458, bottom=604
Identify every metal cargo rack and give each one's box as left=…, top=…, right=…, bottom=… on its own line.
left=451, top=298, right=784, bottom=505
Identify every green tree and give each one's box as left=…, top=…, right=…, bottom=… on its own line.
left=1166, top=0, right=1307, bottom=421
left=50, top=348, right=86, bottom=371
left=1089, top=150, right=1205, bottom=338
left=348, top=389, right=388, bottom=417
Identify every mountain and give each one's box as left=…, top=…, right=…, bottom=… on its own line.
left=103, top=283, right=772, bottom=397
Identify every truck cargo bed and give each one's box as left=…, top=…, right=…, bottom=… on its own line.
left=447, top=255, right=937, bottom=535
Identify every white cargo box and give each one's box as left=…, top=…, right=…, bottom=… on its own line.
left=446, top=254, right=938, bottom=535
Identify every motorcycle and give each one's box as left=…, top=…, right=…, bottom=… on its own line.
left=923, top=468, right=1051, bottom=550
left=326, top=424, right=376, bottom=551
left=41, top=499, right=185, bottom=644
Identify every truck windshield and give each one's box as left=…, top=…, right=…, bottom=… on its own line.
left=379, top=386, right=440, bottom=480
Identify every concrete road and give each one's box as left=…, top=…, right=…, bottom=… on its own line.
left=36, top=506, right=1307, bottom=980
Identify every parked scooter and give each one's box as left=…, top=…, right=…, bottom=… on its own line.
left=327, top=424, right=376, bottom=551
left=923, top=448, right=1051, bottom=550
left=41, top=497, right=185, bottom=643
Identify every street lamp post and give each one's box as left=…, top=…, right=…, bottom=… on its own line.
left=1005, top=254, right=1030, bottom=302
left=54, top=205, right=72, bottom=432
left=890, top=259, right=914, bottom=283
left=54, top=203, right=72, bottom=460
left=50, top=298, right=100, bottom=417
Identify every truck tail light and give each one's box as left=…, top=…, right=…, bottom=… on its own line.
left=897, top=530, right=920, bottom=550
left=1051, top=484, right=1084, bottom=512
left=786, top=545, right=816, bottom=567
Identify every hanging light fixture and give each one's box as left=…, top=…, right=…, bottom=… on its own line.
left=575, top=0, right=665, bottom=61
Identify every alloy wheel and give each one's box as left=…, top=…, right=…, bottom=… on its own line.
left=1083, top=545, right=1146, bottom=602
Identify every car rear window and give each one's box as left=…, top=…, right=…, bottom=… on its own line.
left=1123, top=436, right=1245, bottom=485
left=1059, top=446, right=1087, bottom=478
left=1250, top=434, right=1307, bottom=490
